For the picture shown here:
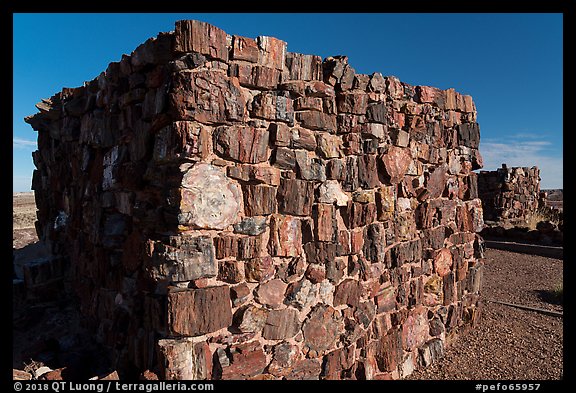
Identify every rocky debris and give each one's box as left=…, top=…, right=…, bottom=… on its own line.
left=25, top=18, right=484, bottom=381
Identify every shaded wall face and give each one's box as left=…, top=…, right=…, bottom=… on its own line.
left=26, top=19, right=485, bottom=380
left=478, top=166, right=540, bottom=223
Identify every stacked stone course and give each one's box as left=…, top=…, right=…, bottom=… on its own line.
left=478, top=164, right=540, bottom=223
left=26, top=19, right=485, bottom=380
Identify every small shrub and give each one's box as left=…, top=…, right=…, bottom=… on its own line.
left=524, top=206, right=562, bottom=230
left=552, top=283, right=563, bottom=303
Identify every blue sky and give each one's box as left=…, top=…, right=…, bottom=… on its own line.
left=13, top=13, right=563, bottom=191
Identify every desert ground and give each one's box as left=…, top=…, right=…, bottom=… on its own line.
left=13, top=192, right=39, bottom=249
left=13, top=192, right=563, bottom=379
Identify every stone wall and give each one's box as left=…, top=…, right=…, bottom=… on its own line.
left=25, top=19, right=485, bottom=380
left=478, top=164, right=540, bottom=223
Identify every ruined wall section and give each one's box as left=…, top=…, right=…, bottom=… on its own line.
left=478, top=165, right=540, bottom=223
left=26, top=20, right=485, bottom=380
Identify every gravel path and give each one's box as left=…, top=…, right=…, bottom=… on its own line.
left=408, top=248, right=563, bottom=380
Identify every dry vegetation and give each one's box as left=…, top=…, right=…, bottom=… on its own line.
left=524, top=206, right=563, bottom=231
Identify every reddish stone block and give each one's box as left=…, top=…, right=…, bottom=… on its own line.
left=342, top=201, right=377, bottom=229
left=237, top=235, right=263, bottom=260
left=214, top=234, right=238, bottom=259
left=170, top=70, right=245, bottom=124
left=229, top=63, right=280, bottom=90
left=262, top=308, right=300, bottom=339
left=231, top=36, right=259, bottom=63
left=302, top=305, right=344, bottom=357
left=256, top=279, right=288, bottom=308
left=303, top=241, right=338, bottom=266
left=269, top=122, right=291, bottom=147
left=434, top=248, right=453, bottom=277
left=376, top=329, right=403, bottom=372
left=386, top=76, right=404, bottom=100
left=381, top=146, right=413, bottom=184
left=230, top=283, right=251, bottom=306
left=251, top=91, right=294, bottom=124
left=228, top=164, right=281, bottom=186
left=268, top=214, right=302, bottom=257
left=167, top=286, right=232, bottom=336
left=314, top=203, right=337, bottom=242
left=337, top=92, right=368, bottom=115
left=358, top=154, right=380, bottom=188
left=422, top=225, right=446, bottom=250
left=375, top=284, right=396, bottom=313
left=245, top=256, right=275, bottom=282
left=305, top=81, right=336, bottom=98
left=220, top=341, right=268, bottom=379
left=336, top=113, right=363, bottom=134
left=445, top=88, right=456, bottom=110
left=424, top=163, right=448, bottom=200
left=295, top=96, right=323, bottom=111
left=334, top=279, right=361, bottom=307
left=416, top=85, right=445, bottom=109
left=174, top=20, right=228, bottom=62
left=153, top=121, right=211, bottom=163
left=296, top=111, right=337, bottom=132
left=158, top=339, right=213, bottom=380
left=350, top=229, right=365, bottom=254
left=242, top=184, right=277, bottom=216
left=213, top=125, right=269, bottom=164
left=336, top=229, right=351, bottom=256
left=284, top=359, right=323, bottom=380
left=257, top=36, right=287, bottom=70
left=291, top=127, right=317, bottom=150
left=273, top=146, right=297, bottom=169
left=277, top=178, right=314, bottom=216
left=305, top=264, right=326, bottom=283
left=218, top=260, right=243, bottom=283
left=286, top=52, right=323, bottom=81
left=401, top=306, right=429, bottom=351
left=139, top=370, right=159, bottom=380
